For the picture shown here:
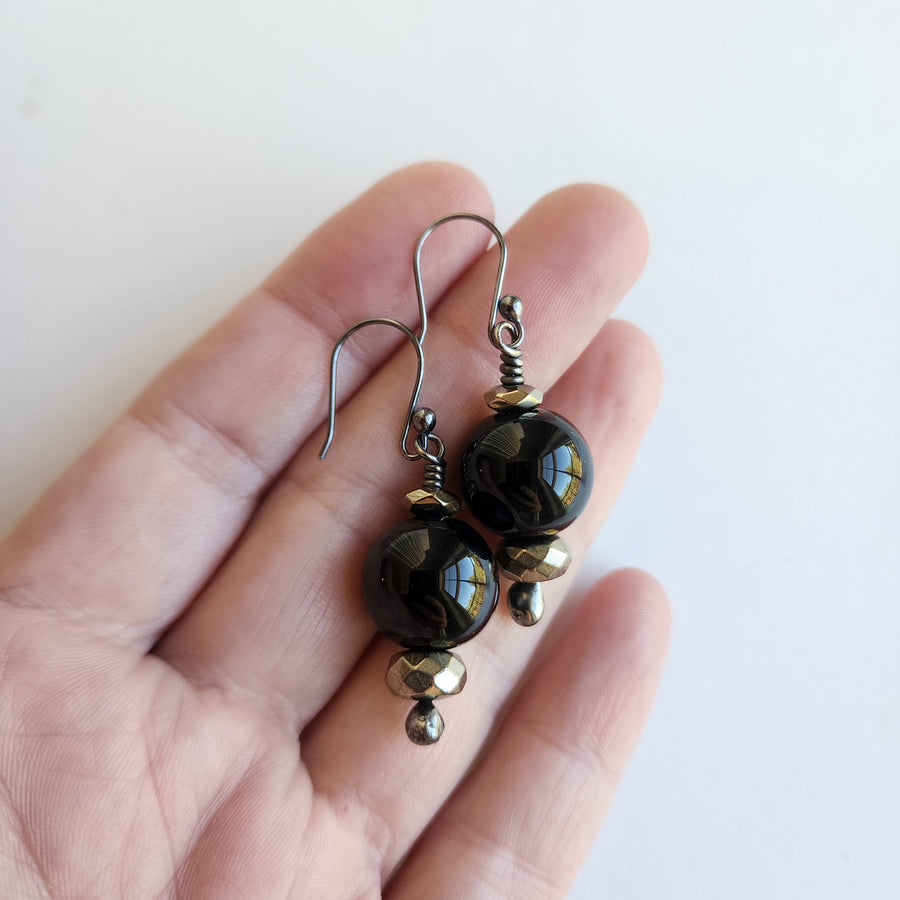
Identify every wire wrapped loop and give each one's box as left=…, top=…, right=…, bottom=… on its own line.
left=414, top=432, right=447, bottom=492
left=491, top=319, right=525, bottom=387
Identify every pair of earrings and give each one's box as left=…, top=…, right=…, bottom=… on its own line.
left=321, top=214, right=593, bottom=745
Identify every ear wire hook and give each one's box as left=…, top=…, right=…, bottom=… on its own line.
left=413, top=213, right=508, bottom=347
left=319, top=317, right=425, bottom=461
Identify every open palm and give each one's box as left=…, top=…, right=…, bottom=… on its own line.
left=0, top=164, right=669, bottom=899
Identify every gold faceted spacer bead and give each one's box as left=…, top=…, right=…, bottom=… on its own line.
left=405, top=488, right=462, bottom=518
left=483, top=384, right=544, bottom=411
left=496, top=535, right=572, bottom=582
left=385, top=649, right=467, bottom=701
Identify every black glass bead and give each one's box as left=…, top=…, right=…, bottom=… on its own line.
left=364, top=518, right=499, bottom=649
left=460, top=408, right=593, bottom=535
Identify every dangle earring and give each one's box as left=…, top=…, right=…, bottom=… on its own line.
left=414, top=215, right=594, bottom=626
left=320, top=317, right=499, bottom=745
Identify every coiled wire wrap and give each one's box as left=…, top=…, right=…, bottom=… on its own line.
left=491, top=317, right=525, bottom=388
left=414, top=432, right=446, bottom=493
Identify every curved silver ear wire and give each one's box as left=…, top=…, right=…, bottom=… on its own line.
left=413, top=213, right=508, bottom=347
left=319, top=317, right=424, bottom=462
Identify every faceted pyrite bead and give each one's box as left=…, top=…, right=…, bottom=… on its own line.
left=405, top=488, right=461, bottom=519
left=364, top=518, right=499, bottom=649
left=460, top=408, right=593, bottom=535
left=385, top=649, right=467, bottom=700
left=496, top=534, right=571, bottom=582
left=484, top=384, right=543, bottom=411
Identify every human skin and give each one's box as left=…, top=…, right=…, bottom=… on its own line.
left=0, top=163, right=669, bottom=899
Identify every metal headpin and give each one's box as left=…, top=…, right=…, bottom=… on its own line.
left=413, top=213, right=512, bottom=350
left=319, top=317, right=426, bottom=462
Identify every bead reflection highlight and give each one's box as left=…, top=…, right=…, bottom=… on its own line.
left=460, top=409, right=593, bottom=536
left=364, top=518, right=499, bottom=648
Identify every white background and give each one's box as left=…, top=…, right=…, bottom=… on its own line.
left=2, top=2, right=899, bottom=897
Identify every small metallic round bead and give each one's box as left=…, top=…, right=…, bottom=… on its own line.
left=496, top=534, right=571, bottom=582
left=411, top=407, right=437, bottom=435
left=406, top=700, right=444, bottom=745
left=385, top=649, right=467, bottom=700
left=507, top=582, right=544, bottom=627
left=499, top=295, right=524, bottom=322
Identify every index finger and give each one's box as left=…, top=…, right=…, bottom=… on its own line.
left=0, top=163, right=492, bottom=649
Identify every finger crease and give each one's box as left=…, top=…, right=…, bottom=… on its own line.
left=127, top=397, right=270, bottom=502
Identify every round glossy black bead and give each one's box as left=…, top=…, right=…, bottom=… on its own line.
left=460, top=408, right=593, bottom=535
left=364, top=518, right=499, bottom=649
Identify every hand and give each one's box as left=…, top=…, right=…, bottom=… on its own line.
left=0, top=164, right=669, bottom=899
